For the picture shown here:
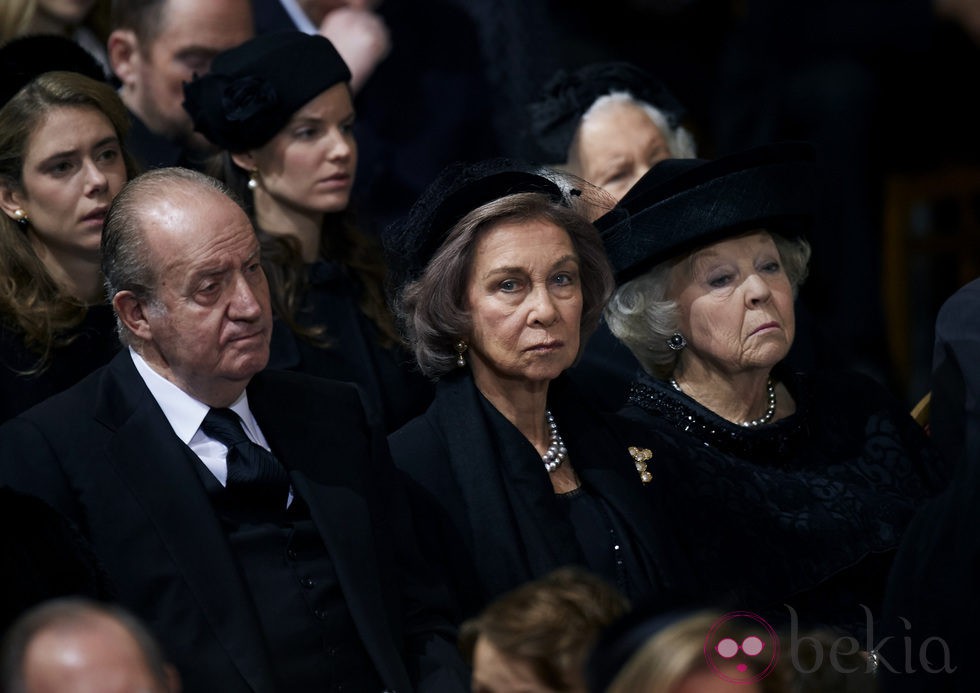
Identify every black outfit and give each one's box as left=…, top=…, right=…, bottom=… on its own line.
left=388, top=371, right=668, bottom=623
left=266, top=259, right=433, bottom=433
left=0, top=351, right=467, bottom=692
left=614, top=368, right=950, bottom=641
left=0, top=303, right=119, bottom=424
left=877, top=278, right=980, bottom=691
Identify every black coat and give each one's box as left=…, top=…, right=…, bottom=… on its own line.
left=0, top=351, right=466, bottom=692
left=388, top=371, right=670, bottom=622
left=877, top=278, right=980, bottom=692
left=0, top=304, right=119, bottom=424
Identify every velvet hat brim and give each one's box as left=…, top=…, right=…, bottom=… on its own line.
left=0, top=35, right=107, bottom=110
left=182, top=31, right=351, bottom=152
left=594, top=141, right=818, bottom=284
left=383, top=158, right=569, bottom=297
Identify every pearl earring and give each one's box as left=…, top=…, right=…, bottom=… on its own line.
left=248, top=170, right=259, bottom=191
left=12, top=209, right=28, bottom=229
left=455, top=340, right=468, bottom=368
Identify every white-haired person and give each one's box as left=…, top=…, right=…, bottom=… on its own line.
left=597, top=141, right=951, bottom=641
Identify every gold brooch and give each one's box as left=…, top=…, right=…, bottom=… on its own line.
left=628, top=446, right=653, bottom=484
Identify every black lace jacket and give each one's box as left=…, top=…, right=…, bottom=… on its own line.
left=615, top=368, right=950, bottom=639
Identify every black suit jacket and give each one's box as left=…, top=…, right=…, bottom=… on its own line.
left=0, top=351, right=465, bottom=692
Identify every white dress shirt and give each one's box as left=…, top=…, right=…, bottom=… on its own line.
left=130, top=349, right=281, bottom=494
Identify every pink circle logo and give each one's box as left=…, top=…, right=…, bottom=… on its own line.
left=704, top=611, right=780, bottom=683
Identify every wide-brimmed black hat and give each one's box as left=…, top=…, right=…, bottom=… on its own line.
left=182, top=31, right=350, bottom=152
left=0, top=34, right=108, bottom=110
left=594, top=141, right=817, bottom=284
left=383, top=158, right=573, bottom=296
left=529, top=61, right=687, bottom=162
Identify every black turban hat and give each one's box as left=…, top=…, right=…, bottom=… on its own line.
left=383, top=158, right=569, bottom=297
left=529, top=61, right=687, bottom=162
left=182, top=31, right=351, bottom=152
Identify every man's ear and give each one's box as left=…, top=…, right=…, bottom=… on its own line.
left=107, top=29, right=141, bottom=88
left=0, top=181, right=26, bottom=223
left=113, top=290, right=154, bottom=342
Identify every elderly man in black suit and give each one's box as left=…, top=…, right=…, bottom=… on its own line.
left=0, top=167, right=466, bottom=692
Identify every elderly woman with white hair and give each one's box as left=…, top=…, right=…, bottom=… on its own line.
left=596, top=142, right=951, bottom=641
left=528, top=61, right=696, bottom=202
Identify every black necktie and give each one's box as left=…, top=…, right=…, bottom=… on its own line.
left=200, top=408, right=290, bottom=510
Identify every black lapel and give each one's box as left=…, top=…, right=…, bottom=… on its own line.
left=97, top=353, right=278, bottom=692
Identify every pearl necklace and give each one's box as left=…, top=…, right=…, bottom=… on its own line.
left=669, top=377, right=777, bottom=427
left=542, top=409, right=568, bottom=473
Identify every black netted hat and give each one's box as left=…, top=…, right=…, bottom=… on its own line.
left=383, top=158, right=574, bottom=296
left=0, top=34, right=108, bottom=109
left=182, top=31, right=351, bottom=152
left=529, top=61, right=687, bottom=162
left=594, top=141, right=817, bottom=284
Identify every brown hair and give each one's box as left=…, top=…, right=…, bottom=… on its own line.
left=460, top=567, right=629, bottom=692
left=0, top=71, right=136, bottom=371
left=395, top=192, right=615, bottom=379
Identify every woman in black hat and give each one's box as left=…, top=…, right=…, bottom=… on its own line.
left=384, top=159, right=670, bottom=623
left=528, top=61, right=696, bottom=202
left=598, top=141, right=951, bottom=640
left=0, top=35, right=138, bottom=423
left=182, top=30, right=431, bottom=433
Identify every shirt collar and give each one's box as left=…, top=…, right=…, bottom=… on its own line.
left=129, top=348, right=255, bottom=444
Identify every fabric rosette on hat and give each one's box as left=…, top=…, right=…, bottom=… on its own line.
left=182, top=31, right=351, bottom=153
left=528, top=61, right=687, bottom=163
left=594, top=141, right=818, bottom=284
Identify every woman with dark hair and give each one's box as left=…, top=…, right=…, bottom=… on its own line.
left=597, top=142, right=950, bottom=639
left=383, top=159, right=668, bottom=622
left=0, top=35, right=137, bottom=422
left=182, top=30, right=431, bottom=432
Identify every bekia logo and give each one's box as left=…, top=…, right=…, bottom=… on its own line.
left=703, top=606, right=956, bottom=682
left=704, top=611, right=780, bottom=683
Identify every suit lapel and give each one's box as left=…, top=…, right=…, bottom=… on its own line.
left=97, top=354, right=278, bottom=692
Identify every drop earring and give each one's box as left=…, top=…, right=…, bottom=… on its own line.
left=12, top=209, right=28, bottom=229
left=248, top=170, right=259, bottom=191
left=455, top=340, right=468, bottom=367
left=666, top=332, right=687, bottom=351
